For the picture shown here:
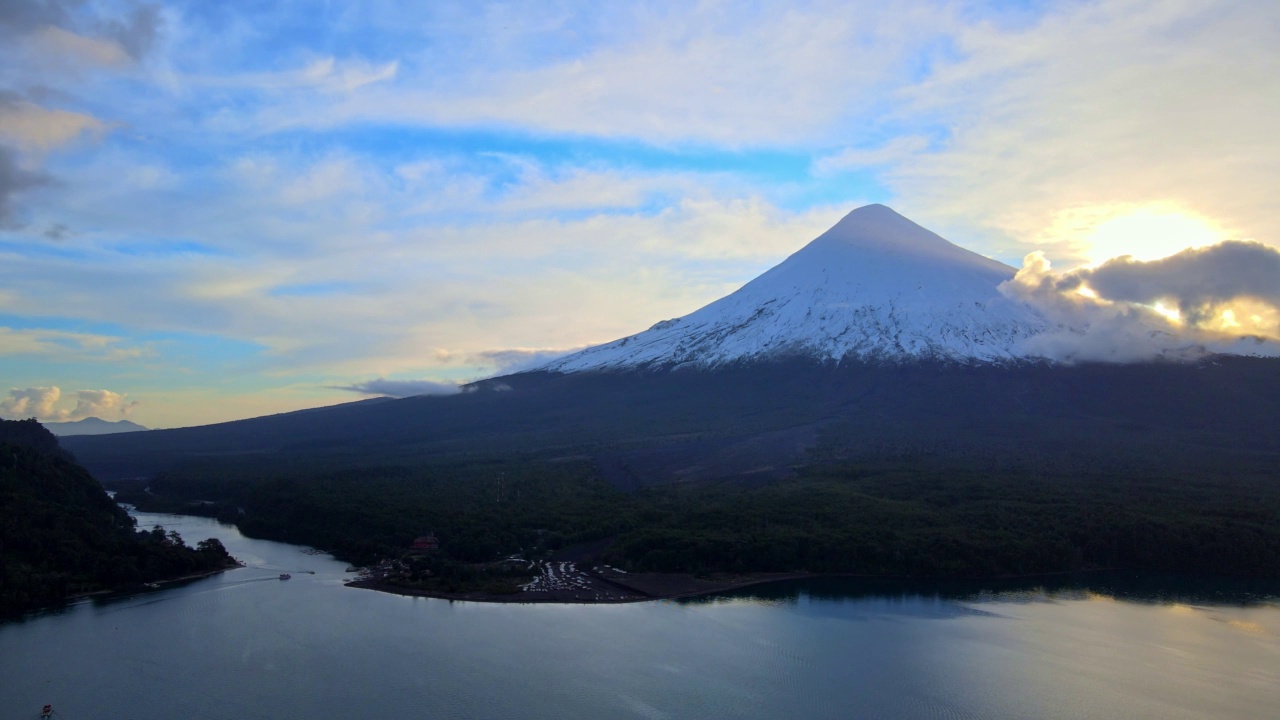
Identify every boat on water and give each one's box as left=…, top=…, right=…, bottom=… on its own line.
left=279, top=573, right=291, bottom=580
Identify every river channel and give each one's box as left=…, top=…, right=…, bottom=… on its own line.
left=3, top=511, right=1279, bottom=719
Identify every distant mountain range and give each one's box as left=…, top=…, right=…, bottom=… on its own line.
left=45, top=417, right=148, bottom=437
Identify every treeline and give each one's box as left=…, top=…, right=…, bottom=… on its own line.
left=0, top=419, right=235, bottom=617
left=606, top=461, right=1280, bottom=578
left=115, top=455, right=629, bottom=566
left=112, top=444, right=1280, bottom=582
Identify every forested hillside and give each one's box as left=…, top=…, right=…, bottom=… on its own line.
left=0, top=419, right=235, bottom=617
left=113, top=440, right=1280, bottom=582
left=78, top=357, right=1280, bottom=584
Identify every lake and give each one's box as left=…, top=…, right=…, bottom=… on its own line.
left=3, top=511, right=1278, bottom=719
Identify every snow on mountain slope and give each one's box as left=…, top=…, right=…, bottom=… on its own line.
left=541, top=204, right=1052, bottom=372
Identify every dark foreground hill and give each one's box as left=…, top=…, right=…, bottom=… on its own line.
left=0, top=419, right=235, bottom=616
left=60, top=358, right=1280, bottom=582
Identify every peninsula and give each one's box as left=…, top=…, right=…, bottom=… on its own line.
left=0, top=419, right=238, bottom=617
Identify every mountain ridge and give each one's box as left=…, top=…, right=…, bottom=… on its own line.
left=44, top=417, right=149, bottom=436
left=541, top=204, right=1052, bottom=372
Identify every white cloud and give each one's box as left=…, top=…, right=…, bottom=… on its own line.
left=393, top=153, right=666, bottom=216
left=68, top=388, right=139, bottom=420
left=0, top=386, right=138, bottom=421
left=0, top=326, right=146, bottom=362
left=812, top=136, right=931, bottom=176
left=0, top=150, right=841, bottom=380
left=234, top=2, right=955, bottom=146
left=0, top=386, right=62, bottom=419
left=193, top=56, right=399, bottom=94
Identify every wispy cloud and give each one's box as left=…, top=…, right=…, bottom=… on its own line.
left=0, top=95, right=109, bottom=151
left=220, top=2, right=955, bottom=146
left=0, top=325, right=148, bottom=362
left=2, top=0, right=1277, bottom=426
left=812, top=136, right=931, bottom=177
left=468, top=347, right=583, bottom=374
left=194, top=56, right=399, bottom=94
left=334, top=378, right=459, bottom=398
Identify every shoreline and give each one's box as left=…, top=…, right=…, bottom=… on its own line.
left=65, top=561, right=242, bottom=605
left=342, top=565, right=1151, bottom=606
left=345, top=571, right=815, bottom=604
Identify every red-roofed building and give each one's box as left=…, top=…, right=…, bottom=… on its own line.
left=411, top=533, right=438, bottom=551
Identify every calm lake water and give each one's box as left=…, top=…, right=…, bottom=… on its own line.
left=4, top=512, right=1279, bottom=720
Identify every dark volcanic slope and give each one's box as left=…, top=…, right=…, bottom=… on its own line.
left=64, top=357, right=1280, bottom=487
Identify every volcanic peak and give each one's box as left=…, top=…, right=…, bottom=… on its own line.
left=540, top=204, right=1052, bottom=372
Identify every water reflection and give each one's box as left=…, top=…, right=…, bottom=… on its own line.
left=686, top=572, right=1280, bottom=609
left=5, top=513, right=1280, bottom=720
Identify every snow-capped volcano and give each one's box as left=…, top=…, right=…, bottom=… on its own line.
left=541, top=204, right=1051, bottom=372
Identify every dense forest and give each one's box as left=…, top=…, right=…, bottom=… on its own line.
left=81, top=358, right=1280, bottom=586
left=113, top=442, right=1280, bottom=583
left=0, top=419, right=236, bottom=617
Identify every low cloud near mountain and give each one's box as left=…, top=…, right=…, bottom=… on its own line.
left=1001, top=241, right=1280, bottom=363
left=333, top=379, right=461, bottom=398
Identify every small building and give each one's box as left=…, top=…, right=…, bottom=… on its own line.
left=411, top=533, right=439, bottom=551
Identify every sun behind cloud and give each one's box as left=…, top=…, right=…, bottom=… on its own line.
left=1084, top=206, right=1227, bottom=265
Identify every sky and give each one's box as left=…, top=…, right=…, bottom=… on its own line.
left=1, top=0, right=1277, bottom=429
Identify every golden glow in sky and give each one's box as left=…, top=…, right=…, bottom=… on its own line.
left=1150, top=302, right=1182, bottom=325
left=1201, top=298, right=1280, bottom=337
left=1085, top=207, right=1226, bottom=265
